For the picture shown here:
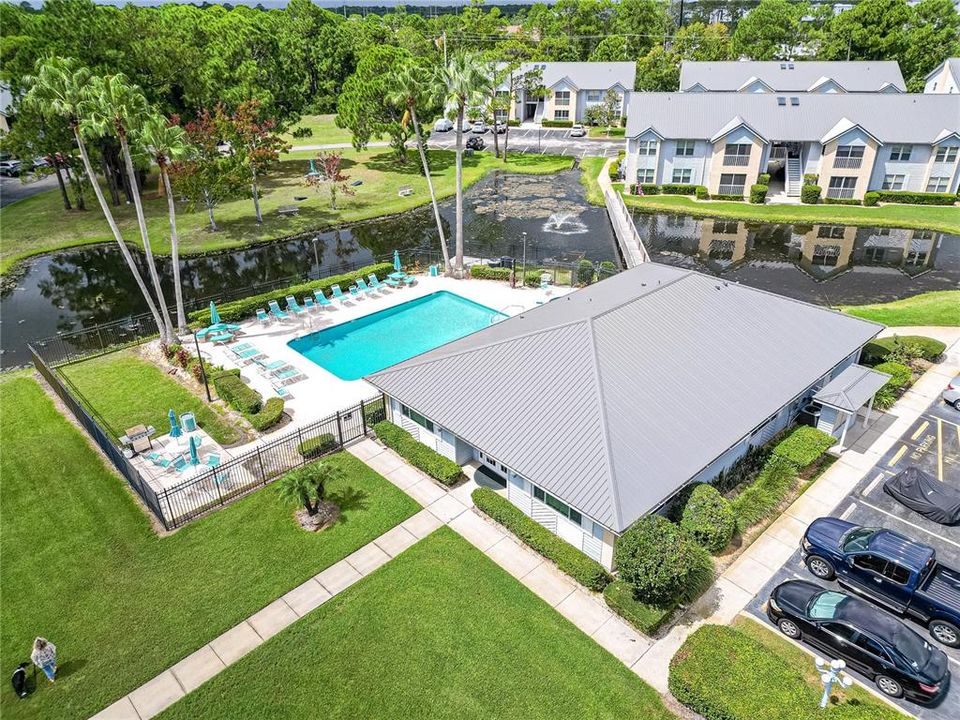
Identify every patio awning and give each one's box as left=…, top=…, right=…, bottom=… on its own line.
left=814, top=364, right=891, bottom=413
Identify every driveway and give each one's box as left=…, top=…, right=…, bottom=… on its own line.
left=745, top=392, right=960, bottom=719
left=0, top=173, right=59, bottom=207
left=428, top=127, right=623, bottom=159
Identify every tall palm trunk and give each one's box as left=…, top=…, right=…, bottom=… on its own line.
left=53, top=162, right=71, bottom=210
left=72, top=127, right=166, bottom=336
left=454, top=102, right=465, bottom=273
left=118, top=132, right=175, bottom=343
left=410, top=105, right=451, bottom=273
left=502, top=124, right=509, bottom=163
left=251, top=165, right=262, bottom=224
left=160, top=163, right=187, bottom=332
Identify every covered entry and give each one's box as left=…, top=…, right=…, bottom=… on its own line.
left=812, top=364, right=891, bottom=450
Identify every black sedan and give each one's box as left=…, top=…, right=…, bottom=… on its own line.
left=767, top=580, right=949, bottom=704
left=465, top=136, right=485, bottom=151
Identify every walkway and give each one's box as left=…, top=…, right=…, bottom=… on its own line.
left=598, top=158, right=650, bottom=267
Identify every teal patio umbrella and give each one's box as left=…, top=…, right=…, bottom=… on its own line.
left=168, top=409, right=182, bottom=438
left=188, top=435, right=199, bottom=465
left=209, top=301, right=221, bottom=326
left=393, top=249, right=402, bottom=272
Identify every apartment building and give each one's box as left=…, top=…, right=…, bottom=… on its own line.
left=678, top=60, right=906, bottom=93
left=925, top=58, right=960, bottom=94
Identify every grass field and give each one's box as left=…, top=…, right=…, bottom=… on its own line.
left=579, top=156, right=607, bottom=205
left=0, top=374, right=419, bottom=720
left=158, top=527, right=675, bottom=720
left=0, top=150, right=572, bottom=276
left=59, top=349, right=243, bottom=445
left=588, top=127, right=625, bottom=139
left=621, top=192, right=960, bottom=234
left=280, top=113, right=378, bottom=146
left=840, top=291, right=960, bottom=327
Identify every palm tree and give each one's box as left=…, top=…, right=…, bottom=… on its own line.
left=442, top=52, right=486, bottom=274
left=277, top=461, right=343, bottom=516
left=23, top=58, right=167, bottom=340
left=387, top=60, right=451, bottom=274
left=141, top=115, right=191, bottom=333
left=82, top=74, right=175, bottom=344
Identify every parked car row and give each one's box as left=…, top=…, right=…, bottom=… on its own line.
left=432, top=118, right=506, bottom=134
left=0, top=157, right=50, bottom=176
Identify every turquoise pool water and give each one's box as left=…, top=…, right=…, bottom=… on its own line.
left=289, top=291, right=506, bottom=381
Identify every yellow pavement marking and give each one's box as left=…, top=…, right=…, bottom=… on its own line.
left=887, top=444, right=908, bottom=467
left=911, top=420, right=930, bottom=440
left=937, top=418, right=944, bottom=482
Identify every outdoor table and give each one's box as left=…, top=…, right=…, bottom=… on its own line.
left=388, top=271, right=406, bottom=280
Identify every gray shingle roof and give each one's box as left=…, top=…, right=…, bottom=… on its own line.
left=626, top=92, right=960, bottom=144
left=813, top=365, right=891, bottom=413
left=367, top=264, right=882, bottom=533
left=925, top=58, right=960, bottom=86
left=517, top=61, right=636, bottom=91
left=679, top=61, right=906, bottom=92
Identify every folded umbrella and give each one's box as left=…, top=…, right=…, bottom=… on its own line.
left=168, top=409, right=183, bottom=439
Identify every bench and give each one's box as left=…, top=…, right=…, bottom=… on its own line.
left=277, top=205, right=300, bottom=217
left=398, top=186, right=413, bottom=197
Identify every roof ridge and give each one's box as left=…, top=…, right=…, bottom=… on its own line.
left=589, top=269, right=694, bottom=323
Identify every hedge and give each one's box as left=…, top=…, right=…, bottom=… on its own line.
left=213, top=372, right=262, bottom=415
left=660, top=183, right=698, bottom=195
left=576, top=259, right=594, bottom=285
left=757, top=173, right=770, bottom=185
left=472, top=487, right=612, bottom=591
left=245, top=397, right=285, bottom=431
left=861, top=335, right=946, bottom=364
left=863, top=191, right=880, bottom=207
left=507, top=119, right=520, bottom=127
left=770, top=426, right=835, bottom=470
left=873, top=361, right=912, bottom=410
left=669, top=624, right=902, bottom=720
left=469, top=264, right=542, bottom=287
left=680, top=484, right=736, bottom=554
left=603, top=580, right=675, bottom=635
left=639, top=182, right=660, bottom=194
left=873, top=190, right=956, bottom=206
left=608, top=160, right=620, bottom=179
left=695, top=185, right=710, bottom=200
left=749, top=184, right=768, bottom=204
left=542, top=119, right=573, bottom=128
left=711, top=193, right=744, bottom=201
left=297, top=432, right=338, bottom=459
left=373, top=421, right=464, bottom=486
left=189, top=261, right=394, bottom=324
left=800, top=184, right=821, bottom=204
left=802, top=173, right=818, bottom=184
left=823, top=196, right=862, bottom=205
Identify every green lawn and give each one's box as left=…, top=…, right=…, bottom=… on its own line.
left=0, top=374, right=419, bottom=720
left=59, top=349, right=243, bottom=445
left=158, top=527, right=674, bottom=720
left=0, top=149, right=572, bottom=275
left=280, top=113, right=378, bottom=146
left=840, top=291, right=960, bottom=327
left=588, top=126, right=625, bottom=139
left=622, top=192, right=960, bottom=234
left=579, top=155, right=607, bottom=205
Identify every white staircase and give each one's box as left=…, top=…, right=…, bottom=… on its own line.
left=786, top=158, right=802, bottom=197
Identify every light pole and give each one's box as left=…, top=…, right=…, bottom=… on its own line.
left=521, top=231, right=528, bottom=287
left=312, top=235, right=320, bottom=276
left=815, top=657, right=853, bottom=709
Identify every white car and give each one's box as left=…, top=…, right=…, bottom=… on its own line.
left=459, top=120, right=473, bottom=133
left=493, top=122, right=507, bottom=134
left=471, top=121, right=487, bottom=134
left=433, top=118, right=453, bottom=132
left=570, top=124, right=587, bottom=137
left=0, top=160, right=22, bottom=177
left=943, top=376, right=960, bottom=411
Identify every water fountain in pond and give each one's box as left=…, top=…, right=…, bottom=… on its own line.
left=542, top=211, right=589, bottom=235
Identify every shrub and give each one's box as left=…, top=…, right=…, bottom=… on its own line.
left=542, top=119, right=573, bottom=128
left=246, top=397, right=285, bottom=431
left=174, top=347, right=191, bottom=369
left=802, top=173, right=818, bottom=184
left=213, top=373, right=262, bottom=415
left=749, top=184, right=768, bottom=204
left=680, top=485, right=736, bottom=554
left=576, top=259, right=594, bottom=285
left=800, top=184, right=821, bottom=204
left=290, top=126, right=313, bottom=139
left=469, top=264, right=540, bottom=286
left=730, top=456, right=796, bottom=527
left=660, top=183, right=698, bottom=195
left=162, top=343, right=181, bottom=362
left=373, top=421, right=464, bottom=486
left=608, top=160, right=620, bottom=179
left=770, top=426, right=834, bottom=470
left=507, top=119, right=520, bottom=127
left=873, top=190, right=955, bottom=206
left=615, top=515, right=712, bottom=605
left=756, top=172, right=770, bottom=185
left=297, top=432, right=338, bottom=458
left=861, top=335, right=946, bottom=364
left=823, top=196, right=862, bottom=205
left=189, top=261, right=394, bottom=324
left=874, top=361, right=912, bottom=389
left=472, top=487, right=612, bottom=591
left=695, top=185, right=709, bottom=200
left=639, top=183, right=660, bottom=194
left=711, top=193, right=744, bottom=201
left=863, top=191, right=880, bottom=207
left=362, top=397, right=387, bottom=426
left=603, top=580, right=675, bottom=635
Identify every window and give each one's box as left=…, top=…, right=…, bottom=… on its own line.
left=494, top=109, right=508, bottom=122
left=822, top=622, right=858, bottom=643
left=718, top=173, right=746, bottom=196
left=817, top=225, right=846, bottom=240
left=934, top=146, right=958, bottom=163
left=852, top=554, right=887, bottom=574
left=553, top=90, right=570, bottom=106
left=714, top=219, right=739, bottom=234
left=882, top=174, right=905, bottom=190
left=723, top=143, right=751, bottom=166
left=399, top=404, right=433, bottom=432
left=675, top=140, right=695, bottom=156
left=637, top=139, right=657, bottom=156
left=854, top=635, right=891, bottom=662
left=591, top=521, right=604, bottom=540
left=827, top=176, right=857, bottom=199
left=672, top=168, right=692, bottom=184
left=777, top=96, right=786, bottom=106
left=809, top=591, right=847, bottom=619
left=569, top=508, right=582, bottom=525
left=586, top=90, right=601, bottom=102
left=926, top=176, right=950, bottom=192
left=834, top=145, right=864, bottom=169
left=553, top=109, right=569, bottom=121
left=889, top=145, right=912, bottom=161
left=884, top=562, right=911, bottom=585
left=495, top=90, right=509, bottom=99
left=533, top=486, right=545, bottom=502
left=532, top=483, right=588, bottom=526
left=637, top=168, right=655, bottom=183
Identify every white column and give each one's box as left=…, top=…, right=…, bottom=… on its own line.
left=863, top=395, right=875, bottom=427
left=837, top=410, right=852, bottom=451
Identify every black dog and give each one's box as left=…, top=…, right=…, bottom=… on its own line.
left=11, top=662, right=29, bottom=698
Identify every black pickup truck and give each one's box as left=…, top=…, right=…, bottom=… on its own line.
left=801, top=517, right=960, bottom=648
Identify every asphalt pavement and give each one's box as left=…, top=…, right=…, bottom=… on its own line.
left=0, top=173, right=59, bottom=208
left=428, top=126, right=623, bottom=159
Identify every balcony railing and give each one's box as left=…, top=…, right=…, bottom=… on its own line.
left=723, top=155, right=750, bottom=166
left=833, top=157, right=862, bottom=169
left=554, top=98, right=570, bottom=106
left=717, top=184, right=745, bottom=196
left=826, top=188, right=856, bottom=199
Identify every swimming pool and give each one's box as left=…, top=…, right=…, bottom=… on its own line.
left=289, top=291, right=506, bottom=381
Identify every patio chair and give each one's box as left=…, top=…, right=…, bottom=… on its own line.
left=384, top=275, right=402, bottom=289
left=180, top=412, right=198, bottom=433
left=331, top=284, right=348, bottom=305
left=357, top=278, right=376, bottom=296
left=368, top=274, right=388, bottom=292
left=205, top=453, right=221, bottom=468
left=147, top=452, right=170, bottom=468
left=268, top=300, right=290, bottom=322
left=256, top=308, right=270, bottom=326
left=277, top=373, right=307, bottom=386
left=303, top=296, right=317, bottom=312
left=349, top=286, right=362, bottom=300
left=285, top=295, right=307, bottom=316
left=273, top=384, right=293, bottom=399
left=403, top=275, right=416, bottom=288
left=170, top=456, right=188, bottom=473
left=209, top=331, right=233, bottom=344
left=255, top=358, right=289, bottom=372
left=314, top=290, right=334, bottom=310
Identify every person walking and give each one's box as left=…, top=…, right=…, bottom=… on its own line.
left=31, top=638, right=57, bottom=683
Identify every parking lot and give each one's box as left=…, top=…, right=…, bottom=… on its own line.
left=747, top=395, right=960, bottom=718
left=428, top=126, right=623, bottom=159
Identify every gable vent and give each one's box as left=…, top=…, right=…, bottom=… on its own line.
left=780, top=63, right=787, bottom=69
left=777, top=96, right=786, bottom=106
left=788, top=63, right=795, bottom=69
left=790, top=96, right=800, bottom=106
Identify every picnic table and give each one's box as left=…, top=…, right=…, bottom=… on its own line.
left=277, top=205, right=300, bottom=217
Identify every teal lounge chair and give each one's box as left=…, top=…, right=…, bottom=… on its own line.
left=285, top=295, right=306, bottom=315
left=384, top=275, right=401, bottom=289
left=206, top=453, right=221, bottom=468
left=256, top=358, right=290, bottom=372
left=268, top=300, right=290, bottom=321
left=234, top=342, right=254, bottom=352
left=357, top=278, right=375, bottom=295
left=170, top=456, right=188, bottom=473
left=314, top=290, right=334, bottom=310
left=368, top=274, right=387, bottom=291
left=303, top=296, right=317, bottom=312
left=147, top=452, right=170, bottom=468
left=403, top=275, right=416, bottom=287
left=349, top=285, right=361, bottom=300
left=331, top=284, right=348, bottom=305
left=256, top=308, right=270, bottom=325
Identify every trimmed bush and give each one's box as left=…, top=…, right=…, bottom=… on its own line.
left=863, top=191, right=880, bottom=207
left=362, top=397, right=387, bottom=426
left=873, top=190, right=955, bottom=206
left=608, top=160, right=620, bottom=179
left=472, top=487, right=612, bottom=591
left=770, top=426, right=835, bottom=470
left=802, top=173, right=818, bottom=184
left=542, top=119, right=573, bottom=128
left=469, top=264, right=541, bottom=286
left=576, top=259, right=594, bottom=285
left=615, top=515, right=712, bottom=605
left=756, top=172, right=770, bottom=185
left=373, top=421, right=464, bottom=486
left=873, top=361, right=913, bottom=409
left=800, top=184, right=821, bottom=204
left=695, top=185, right=709, bottom=200
left=507, top=118, right=520, bottom=127
left=680, top=485, right=736, bottom=554
left=603, top=580, right=674, bottom=635
left=213, top=373, right=262, bottom=415
left=823, top=196, right=862, bottom=205
left=861, top=335, right=946, bottom=364
left=660, top=183, right=698, bottom=195
left=297, top=432, right=338, bottom=459
left=189, top=262, right=394, bottom=325
left=731, top=455, right=796, bottom=527
left=711, top=193, right=744, bottom=201
left=749, top=184, right=768, bottom=204
left=246, top=397, right=285, bottom=431
left=638, top=182, right=660, bottom=194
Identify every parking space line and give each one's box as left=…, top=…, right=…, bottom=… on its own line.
left=840, top=502, right=857, bottom=519
left=887, top=445, right=907, bottom=467
left=863, top=473, right=884, bottom=496
left=858, top=498, right=960, bottom=549
left=937, top=418, right=944, bottom=482
left=911, top=420, right=930, bottom=440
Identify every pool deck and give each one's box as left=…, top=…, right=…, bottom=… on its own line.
left=200, top=275, right=572, bottom=428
